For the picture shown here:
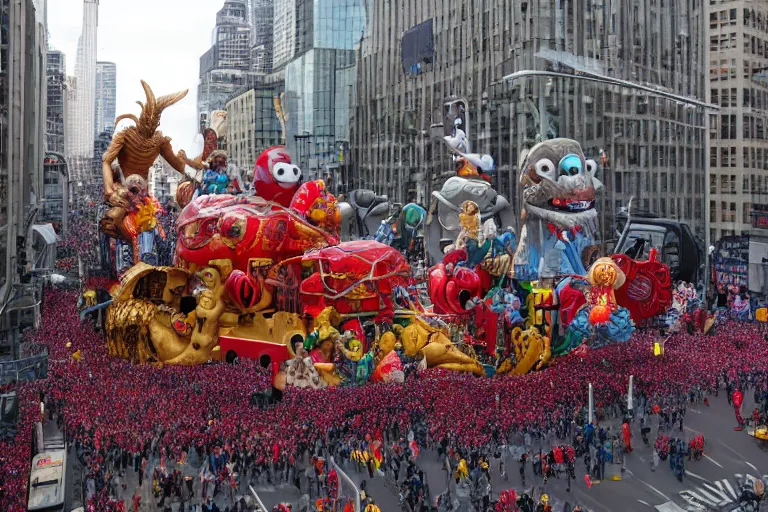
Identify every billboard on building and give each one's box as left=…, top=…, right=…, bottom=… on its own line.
left=712, top=235, right=749, bottom=294
left=401, top=20, right=434, bottom=75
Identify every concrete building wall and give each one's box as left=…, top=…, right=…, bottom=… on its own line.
left=707, top=2, right=768, bottom=243
left=0, top=0, right=48, bottom=343
left=351, top=0, right=708, bottom=238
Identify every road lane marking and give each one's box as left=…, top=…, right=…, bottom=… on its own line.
left=745, top=461, right=758, bottom=472
left=684, top=471, right=710, bottom=482
left=637, top=499, right=652, bottom=507
left=704, top=455, right=723, bottom=468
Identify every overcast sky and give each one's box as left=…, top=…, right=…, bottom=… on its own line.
left=47, top=0, right=223, bottom=153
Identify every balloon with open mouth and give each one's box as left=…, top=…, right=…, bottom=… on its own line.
left=513, top=138, right=603, bottom=281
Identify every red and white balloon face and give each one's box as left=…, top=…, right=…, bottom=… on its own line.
left=253, top=146, right=302, bottom=206
left=271, top=161, right=302, bottom=187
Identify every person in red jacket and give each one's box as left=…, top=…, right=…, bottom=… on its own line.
left=622, top=421, right=633, bottom=453
left=733, top=389, right=745, bottom=430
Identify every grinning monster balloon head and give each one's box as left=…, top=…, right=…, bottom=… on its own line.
left=253, top=146, right=302, bottom=206
left=519, top=138, right=603, bottom=232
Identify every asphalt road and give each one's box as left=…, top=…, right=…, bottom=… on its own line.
left=336, top=391, right=768, bottom=512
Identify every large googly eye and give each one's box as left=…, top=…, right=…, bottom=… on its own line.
left=585, top=159, right=598, bottom=175
left=534, top=158, right=556, bottom=180
left=271, top=162, right=301, bottom=183
left=558, top=154, right=583, bottom=177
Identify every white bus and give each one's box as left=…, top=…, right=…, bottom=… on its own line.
left=27, top=449, right=66, bottom=511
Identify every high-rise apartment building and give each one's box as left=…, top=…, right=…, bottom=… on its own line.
left=707, top=3, right=768, bottom=243
left=351, top=0, right=708, bottom=239
left=251, top=0, right=274, bottom=75
left=197, top=0, right=252, bottom=130
left=66, top=0, right=99, bottom=164
left=46, top=50, right=67, bottom=155
left=95, top=61, right=117, bottom=137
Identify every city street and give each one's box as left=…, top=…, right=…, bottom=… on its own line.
left=67, top=390, right=768, bottom=512
left=339, top=392, right=768, bottom=512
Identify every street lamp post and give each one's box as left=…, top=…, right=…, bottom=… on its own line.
left=503, top=69, right=719, bottom=290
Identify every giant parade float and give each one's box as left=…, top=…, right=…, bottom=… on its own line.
left=83, top=81, right=688, bottom=392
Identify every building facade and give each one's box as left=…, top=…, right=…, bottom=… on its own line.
left=251, top=0, right=274, bottom=75
left=706, top=3, right=768, bottom=243
left=197, top=0, right=252, bottom=131
left=0, top=0, right=50, bottom=356
left=46, top=50, right=67, bottom=155
left=278, top=0, right=365, bottom=181
left=351, top=0, right=708, bottom=239
left=94, top=61, right=116, bottom=137
left=66, top=0, right=98, bottom=162
left=226, top=86, right=284, bottom=171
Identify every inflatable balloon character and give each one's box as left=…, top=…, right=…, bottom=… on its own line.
left=513, top=138, right=603, bottom=281
left=427, top=251, right=483, bottom=315
left=299, top=240, right=410, bottom=323
left=253, top=146, right=302, bottom=207
left=175, top=192, right=338, bottom=273
left=566, top=257, right=635, bottom=349
left=427, top=101, right=516, bottom=266
left=612, top=248, right=672, bottom=323
left=99, top=174, right=168, bottom=273
left=496, top=325, right=551, bottom=375
left=394, top=317, right=484, bottom=375
left=101, top=81, right=190, bottom=206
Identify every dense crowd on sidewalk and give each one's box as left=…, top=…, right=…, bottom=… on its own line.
left=3, top=287, right=768, bottom=510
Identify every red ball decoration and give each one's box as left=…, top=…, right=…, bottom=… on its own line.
left=589, top=304, right=611, bottom=325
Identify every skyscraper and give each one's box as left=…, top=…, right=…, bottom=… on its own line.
left=66, top=0, right=99, bottom=164
left=250, top=0, right=274, bottom=75
left=46, top=51, right=67, bottom=155
left=197, top=0, right=251, bottom=131
left=95, top=61, right=116, bottom=137
left=279, top=0, right=366, bottom=180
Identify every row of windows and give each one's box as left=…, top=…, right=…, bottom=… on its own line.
left=614, top=171, right=701, bottom=195
left=711, top=173, right=768, bottom=195
left=709, top=8, right=738, bottom=29
left=744, top=34, right=768, bottom=59
left=710, top=146, right=768, bottom=171
left=709, top=200, right=752, bottom=224
left=714, top=87, right=768, bottom=111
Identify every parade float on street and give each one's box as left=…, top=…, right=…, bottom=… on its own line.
left=84, top=85, right=680, bottom=389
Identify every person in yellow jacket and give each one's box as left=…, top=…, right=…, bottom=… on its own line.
left=364, top=500, right=381, bottom=512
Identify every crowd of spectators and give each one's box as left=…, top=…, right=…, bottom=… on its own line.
left=2, top=288, right=768, bottom=510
